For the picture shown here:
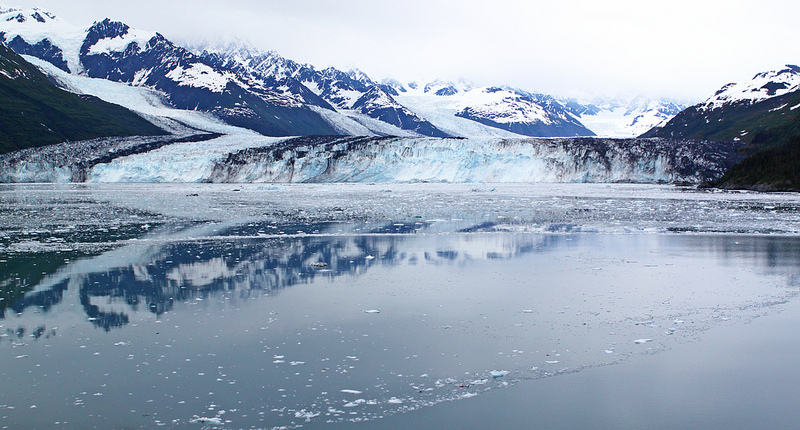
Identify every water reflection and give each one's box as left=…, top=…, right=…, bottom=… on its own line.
left=3, top=221, right=800, bottom=333
left=0, top=221, right=571, bottom=330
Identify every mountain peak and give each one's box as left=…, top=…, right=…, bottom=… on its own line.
left=191, top=37, right=261, bottom=59
left=0, top=6, right=57, bottom=24
left=346, top=68, right=373, bottom=85
left=703, top=64, right=800, bottom=110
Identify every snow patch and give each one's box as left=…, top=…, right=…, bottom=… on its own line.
left=87, top=27, right=156, bottom=55
left=165, top=63, right=230, bottom=93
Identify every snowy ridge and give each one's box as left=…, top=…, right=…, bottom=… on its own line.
left=702, top=65, right=800, bottom=110
left=391, top=91, right=526, bottom=138
left=0, top=46, right=31, bottom=79
left=194, top=43, right=447, bottom=137
left=457, top=87, right=557, bottom=125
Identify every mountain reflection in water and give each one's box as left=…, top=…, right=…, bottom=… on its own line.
left=1, top=220, right=566, bottom=331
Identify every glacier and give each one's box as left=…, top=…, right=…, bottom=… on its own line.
left=0, top=134, right=743, bottom=184
left=203, top=136, right=740, bottom=184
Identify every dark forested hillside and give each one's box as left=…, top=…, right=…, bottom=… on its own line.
left=0, top=42, right=164, bottom=154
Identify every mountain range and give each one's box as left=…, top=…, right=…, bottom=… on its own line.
left=0, top=6, right=686, bottom=145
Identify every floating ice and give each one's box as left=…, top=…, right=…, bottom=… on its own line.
left=294, top=409, right=320, bottom=421
left=489, top=370, right=509, bottom=378
left=190, top=416, right=223, bottom=425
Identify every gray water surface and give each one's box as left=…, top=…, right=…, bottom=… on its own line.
left=1, top=184, right=799, bottom=429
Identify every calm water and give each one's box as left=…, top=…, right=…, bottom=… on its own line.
left=1, top=183, right=799, bottom=429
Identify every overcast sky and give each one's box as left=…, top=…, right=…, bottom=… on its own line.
left=9, top=0, right=800, bottom=101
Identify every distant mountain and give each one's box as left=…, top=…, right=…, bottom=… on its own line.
left=197, top=44, right=450, bottom=136
left=642, top=65, right=800, bottom=190
left=388, top=79, right=595, bottom=137
left=0, top=41, right=163, bottom=154
left=560, top=95, right=687, bottom=138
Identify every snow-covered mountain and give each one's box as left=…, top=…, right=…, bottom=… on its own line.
left=701, top=65, right=800, bottom=111
left=197, top=44, right=449, bottom=137
left=642, top=64, right=800, bottom=144
left=386, top=79, right=595, bottom=137
left=559, top=95, right=688, bottom=138
left=0, top=7, right=451, bottom=138
left=0, top=6, right=615, bottom=140
left=0, top=8, right=351, bottom=137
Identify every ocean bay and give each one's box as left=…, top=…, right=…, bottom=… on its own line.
left=1, top=183, right=799, bottom=429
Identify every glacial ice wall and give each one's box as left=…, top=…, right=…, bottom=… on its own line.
left=0, top=135, right=742, bottom=184
left=0, top=133, right=223, bottom=183
left=206, top=136, right=742, bottom=184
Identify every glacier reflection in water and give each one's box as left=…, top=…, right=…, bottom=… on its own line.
left=0, top=222, right=799, bottom=429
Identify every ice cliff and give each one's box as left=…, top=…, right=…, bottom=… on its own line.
left=0, top=134, right=742, bottom=184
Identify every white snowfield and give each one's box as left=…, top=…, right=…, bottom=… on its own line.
left=403, top=85, right=559, bottom=125
left=576, top=102, right=675, bottom=138
left=164, top=62, right=232, bottom=93
left=563, top=95, right=689, bottom=138
left=87, top=26, right=157, bottom=55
